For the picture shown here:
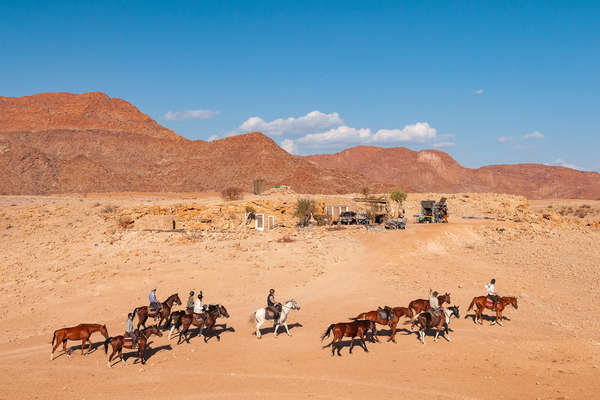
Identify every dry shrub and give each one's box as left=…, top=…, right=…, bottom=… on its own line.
left=295, top=198, right=316, bottom=226
left=101, top=205, right=118, bottom=214
left=278, top=235, right=295, bottom=243
left=118, top=215, right=134, bottom=229
left=222, top=187, right=243, bottom=201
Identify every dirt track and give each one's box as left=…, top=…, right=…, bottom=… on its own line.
left=0, top=194, right=599, bottom=399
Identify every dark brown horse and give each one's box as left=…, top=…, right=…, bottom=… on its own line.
left=103, top=325, right=162, bottom=367
left=51, top=323, right=108, bottom=360
left=321, top=320, right=375, bottom=356
left=132, top=293, right=182, bottom=329
left=411, top=306, right=460, bottom=344
left=388, top=306, right=414, bottom=343
left=349, top=306, right=394, bottom=342
left=408, top=292, right=451, bottom=319
left=466, top=296, right=518, bottom=326
left=175, top=304, right=230, bottom=344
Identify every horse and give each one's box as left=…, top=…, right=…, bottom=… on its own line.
left=408, top=292, right=451, bottom=320
left=411, top=306, right=460, bottom=344
left=103, top=325, right=162, bottom=367
left=252, top=299, right=301, bottom=339
left=175, top=305, right=230, bottom=344
left=466, top=296, right=518, bottom=326
left=166, top=310, right=187, bottom=339
left=349, top=306, right=394, bottom=343
left=388, top=306, right=414, bottom=343
left=132, top=293, right=182, bottom=330
left=51, top=323, right=108, bottom=360
left=321, top=320, right=375, bottom=356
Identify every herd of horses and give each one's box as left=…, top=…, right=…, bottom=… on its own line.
left=49, top=291, right=518, bottom=364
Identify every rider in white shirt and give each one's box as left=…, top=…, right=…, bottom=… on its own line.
left=485, top=279, right=500, bottom=308
left=194, top=292, right=204, bottom=315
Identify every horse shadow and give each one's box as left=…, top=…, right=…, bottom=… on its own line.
left=322, top=339, right=369, bottom=356
left=124, top=343, right=172, bottom=364
left=54, top=340, right=105, bottom=359
left=464, top=313, right=511, bottom=323
left=373, top=326, right=413, bottom=342
left=256, top=322, right=303, bottom=337
left=204, top=324, right=236, bottom=342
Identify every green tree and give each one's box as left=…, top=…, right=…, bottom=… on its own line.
left=294, top=198, right=316, bottom=226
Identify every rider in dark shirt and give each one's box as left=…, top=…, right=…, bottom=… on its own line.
left=267, top=289, right=280, bottom=319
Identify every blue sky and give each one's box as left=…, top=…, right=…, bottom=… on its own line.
left=1, top=1, right=598, bottom=171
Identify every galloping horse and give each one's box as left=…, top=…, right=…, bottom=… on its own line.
left=51, top=323, right=108, bottom=360
left=387, top=306, right=414, bottom=343
left=466, top=296, right=518, bottom=326
left=408, top=292, right=451, bottom=320
left=321, top=320, right=375, bottom=356
left=349, top=306, right=394, bottom=343
left=174, top=305, right=230, bottom=344
left=411, top=306, right=460, bottom=344
left=132, top=293, right=182, bottom=329
left=104, top=325, right=162, bottom=367
left=252, top=299, right=301, bottom=339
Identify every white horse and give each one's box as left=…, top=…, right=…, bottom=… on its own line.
left=413, top=305, right=460, bottom=344
left=252, top=299, right=300, bottom=339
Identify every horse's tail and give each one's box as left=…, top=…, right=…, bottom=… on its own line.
left=410, top=317, right=420, bottom=331
left=174, top=314, right=183, bottom=330
left=131, top=307, right=137, bottom=319
left=166, top=312, right=175, bottom=328
left=467, top=297, right=476, bottom=313
left=103, top=337, right=111, bottom=354
left=321, top=324, right=335, bottom=342
left=348, top=313, right=361, bottom=321
left=407, top=307, right=414, bottom=319
left=51, top=330, right=57, bottom=345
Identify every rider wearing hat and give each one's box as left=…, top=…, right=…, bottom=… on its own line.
left=429, top=289, right=441, bottom=316
left=193, top=291, right=205, bottom=316
left=149, top=288, right=160, bottom=317
left=485, top=279, right=500, bottom=308
left=186, top=291, right=195, bottom=314
left=267, top=289, right=281, bottom=319
left=125, top=313, right=138, bottom=347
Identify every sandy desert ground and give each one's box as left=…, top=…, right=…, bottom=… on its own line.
left=0, top=193, right=599, bottom=399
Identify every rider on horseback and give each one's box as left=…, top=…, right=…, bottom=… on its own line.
left=429, top=289, right=441, bottom=316
left=125, top=313, right=138, bottom=347
left=186, top=291, right=195, bottom=314
left=149, top=288, right=160, bottom=321
left=485, top=279, right=500, bottom=309
left=194, top=292, right=206, bottom=317
left=267, top=289, right=281, bottom=320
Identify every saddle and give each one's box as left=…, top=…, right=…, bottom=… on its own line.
left=265, top=304, right=282, bottom=320
left=123, top=336, right=137, bottom=349
left=378, top=309, right=388, bottom=321
left=426, top=311, right=442, bottom=327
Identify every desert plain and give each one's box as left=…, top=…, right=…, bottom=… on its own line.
left=0, top=191, right=599, bottom=399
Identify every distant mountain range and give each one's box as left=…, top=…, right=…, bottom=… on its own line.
left=1, top=92, right=598, bottom=199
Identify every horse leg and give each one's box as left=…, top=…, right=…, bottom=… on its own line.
left=359, top=332, right=368, bottom=352
left=256, top=320, right=262, bottom=339
left=388, top=320, right=397, bottom=343
left=284, top=321, right=291, bottom=336
left=419, top=329, right=425, bottom=344
left=497, top=309, right=504, bottom=327
left=349, top=336, right=355, bottom=354
left=121, top=349, right=126, bottom=366
left=81, top=337, right=87, bottom=355
left=273, top=323, right=280, bottom=338
left=168, top=326, right=175, bottom=340
left=63, top=339, right=70, bottom=358
left=51, top=335, right=61, bottom=360
left=434, top=330, right=439, bottom=342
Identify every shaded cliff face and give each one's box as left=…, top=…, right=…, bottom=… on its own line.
left=1, top=92, right=598, bottom=198
left=305, top=147, right=600, bottom=199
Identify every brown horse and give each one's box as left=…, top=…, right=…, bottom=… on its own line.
left=176, top=304, right=230, bottom=344
left=411, top=306, right=460, bottom=344
left=51, top=323, right=108, bottom=360
left=321, top=320, right=375, bottom=356
left=132, top=293, right=182, bottom=329
left=103, top=325, right=162, bottom=367
left=349, top=306, right=394, bottom=343
left=466, top=296, right=518, bottom=326
left=408, top=292, right=451, bottom=319
left=388, top=306, right=414, bottom=343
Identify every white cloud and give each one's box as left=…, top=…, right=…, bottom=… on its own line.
left=497, top=136, right=514, bottom=143
left=550, top=158, right=587, bottom=171
left=280, top=139, right=297, bottom=154
left=524, top=131, right=544, bottom=140
left=297, top=126, right=371, bottom=145
left=296, top=122, right=442, bottom=148
left=432, top=141, right=455, bottom=148
left=371, top=122, right=437, bottom=143
left=163, top=109, right=220, bottom=121
left=474, top=89, right=484, bottom=95
left=207, top=135, right=219, bottom=141
left=236, top=110, right=343, bottom=136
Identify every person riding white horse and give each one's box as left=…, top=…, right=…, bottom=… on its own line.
left=253, top=299, right=300, bottom=339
